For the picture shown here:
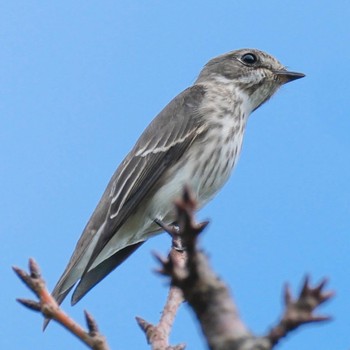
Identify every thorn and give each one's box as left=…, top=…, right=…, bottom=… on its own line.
left=153, top=267, right=166, bottom=276
left=284, top=283, right=292, bottom=305
left=135, top=316, right=148, bottom=330
left=315, top=278, right=328, bottom=294
left=152, top=251, right=172, bottom=276
left=191, top=220, right=209, bottom=237
left=310, top=315, right=332, bottom=323
left=12, top=265, right=27, bottom=281
left=12, top=265, right=35, bottom=292
left=29, top=258, right=41, bottom=279
left=198, top=220, right=210, bottom=231
left=84, top=310, right=99, bottom=334
left=16, top=298, right=41, bottom=312
left=135, top=316, right=155, bottom=343
left=152, top=251, right=168, bottom=265
left=183, top=185, right=196, bottom=208
left=183, top=186, right=191, bottom=203
left=321, top=290, right=336, bottom=303
left=300, top=275, right=310, bottom=297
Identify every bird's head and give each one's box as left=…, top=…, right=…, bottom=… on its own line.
left=195, top=48, right=305, bottom=112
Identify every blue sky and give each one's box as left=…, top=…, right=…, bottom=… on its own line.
left=2, top=1, right=349, bottom=349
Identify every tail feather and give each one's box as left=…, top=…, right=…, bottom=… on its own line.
left=72, top=241, right=144, bottom=305
left=43, top=241, right=144, bottom=330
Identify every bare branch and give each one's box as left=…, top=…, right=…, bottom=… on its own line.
left=156, top=187, right=254, bottom=350
left=13, top=259, right=109, bottom=350
left=136, top=219, right=188, bottom=349
left=13, top=188, right=335, bottom=350
left=267, top=276, right=334, bottom=346
left=136, top=311, right=186, bottom=350
left=155, top=187, right=334, bottom=350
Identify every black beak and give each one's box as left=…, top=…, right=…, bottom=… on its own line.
left=273, top=70, right=305, bottom=84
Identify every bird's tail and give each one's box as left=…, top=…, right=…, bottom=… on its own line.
left=42, top=241, right=144, bottom=330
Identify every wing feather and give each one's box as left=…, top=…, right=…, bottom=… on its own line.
left=49, top=84, right=207, bottom=308
left=81, top=85, right=208, bottom=271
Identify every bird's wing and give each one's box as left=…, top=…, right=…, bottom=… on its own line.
left=49, top=84, right=208, bottom=306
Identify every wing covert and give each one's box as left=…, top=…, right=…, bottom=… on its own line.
left=83, top=84, right=207, bottom=273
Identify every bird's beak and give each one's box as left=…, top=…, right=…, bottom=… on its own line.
left=273, top=70, right=305, bottom=84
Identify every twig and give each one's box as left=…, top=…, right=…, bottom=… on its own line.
left=136, top=285, right=185, bottom=350
left=136, top=210, right=189, bottom=350
left=13, top=258, right=109, bottom=350
left=267, top=276, right=334, bottom=346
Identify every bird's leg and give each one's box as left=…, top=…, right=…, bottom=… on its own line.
left=154, top=218, right=178, bottom=235
left=154, top=219, right=185, bottom=252
left=138, top=187, right=204, bottom=348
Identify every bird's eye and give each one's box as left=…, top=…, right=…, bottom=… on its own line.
left=241, top=53, right=257, bottom=65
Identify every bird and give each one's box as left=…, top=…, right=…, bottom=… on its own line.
left=49, top=48, right=304, bottom=312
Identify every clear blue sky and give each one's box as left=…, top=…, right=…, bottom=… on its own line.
left=2, top=1, right=349, bottom=349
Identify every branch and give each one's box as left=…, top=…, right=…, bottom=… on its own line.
left=13, top=187, right=335, bottom=350
left=136, top=285, right=186, bottom=350
left=13, top=259, right=109, bottom=350
left=267, top=276, right=334, bottom=346
left=156, top=187, right=334, bottom=350
left=135, top=216, right=189, bottom=350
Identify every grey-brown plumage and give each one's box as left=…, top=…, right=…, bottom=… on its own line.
left=46, top=49, right=304, bottom=325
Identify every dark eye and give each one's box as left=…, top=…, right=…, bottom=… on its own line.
left=241, top=53, right=257, bottom=65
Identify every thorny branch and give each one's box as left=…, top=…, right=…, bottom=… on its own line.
left=267, top=276, right=334, bottom=346
left=14, top=187, right=334, bottom=350
left=13, top=259, right=109, bottom=350
left=135, top=200, right=190, bottom=350
left=136, top=277, right=186, bottom=350
left=155, top=187, right=334, bottom=350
